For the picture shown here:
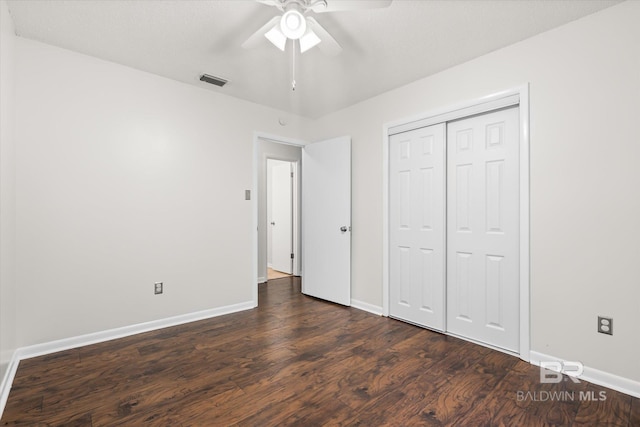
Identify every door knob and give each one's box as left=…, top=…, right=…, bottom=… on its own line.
left=340, top=226, right=348, bottom=233
left=270, top=222, right=276, bottom=226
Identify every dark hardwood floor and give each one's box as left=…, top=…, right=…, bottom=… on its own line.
left=2, top=277, right=639, bottom=426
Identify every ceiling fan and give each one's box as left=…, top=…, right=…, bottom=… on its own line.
left=242, top=0, right=393, bottom=56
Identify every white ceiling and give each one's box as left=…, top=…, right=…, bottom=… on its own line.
left=6, top=0, right=621, bottom=119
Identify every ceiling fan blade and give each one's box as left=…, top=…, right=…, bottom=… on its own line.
left=310, top=0, right=392, bottom=13
left=306, top=17, right=342, bottom=56
left=241, top=16, right=281, bottom=49
left=256, top=0, right=284, bottom=9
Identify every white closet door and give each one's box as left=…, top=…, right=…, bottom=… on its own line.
left=389, top=124, right=446, bottom=331
left=446, top=107, right=520, bottom=352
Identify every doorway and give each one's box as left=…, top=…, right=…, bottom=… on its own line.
left=252, top=133, right=353, bottom=308
left=255, top=137, right=302, bottom=287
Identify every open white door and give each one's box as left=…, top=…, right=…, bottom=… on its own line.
left=302, top=136, right=351, bottom=306
left=270, top=160, right=293, bottom=274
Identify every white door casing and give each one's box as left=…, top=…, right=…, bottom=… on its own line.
left=302, top=136, right=351, bottom=306
left=270, top=160, right=293, bottom=274
left=446, top=106, right=520, bottom=352
left=389, top=123, right=446, bottom=331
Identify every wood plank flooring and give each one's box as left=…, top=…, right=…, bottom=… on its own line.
left=2, top=277, right=639, bottom=426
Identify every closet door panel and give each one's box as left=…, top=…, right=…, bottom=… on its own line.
left=446, top=107, right=520, bottom=352
left=389, top=124, right=446, bottom=331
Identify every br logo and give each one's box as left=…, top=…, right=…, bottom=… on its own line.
left=540, top=361, right=583, bottom=383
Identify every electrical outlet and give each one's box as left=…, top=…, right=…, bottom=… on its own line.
left=154, top=282, right=163, bottom=295
left=597, top=316, right=612, bottom=335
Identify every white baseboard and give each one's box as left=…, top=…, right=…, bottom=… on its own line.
left=0, top=352, right=20, bottom=420
left=351, top=299, right=383, bottom=316
left=530, top=351, right=640, bottom=398
left=17, top=301, right=255, bottom=361
left=0, top=300, right=254, bottom=418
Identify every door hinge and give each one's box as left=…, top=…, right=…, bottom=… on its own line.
left=291, top=172, right=294, bottom=178
left=291, top=253, right=294, bottom=259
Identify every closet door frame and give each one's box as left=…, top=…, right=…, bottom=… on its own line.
left=382, top=85, right=530, bottom=361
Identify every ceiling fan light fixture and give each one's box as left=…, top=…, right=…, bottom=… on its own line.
left=299, top=29, right=321, bottom=53
left=280, top=9, right=306, bottom=40
left=265, top=24, right=287, bottom=51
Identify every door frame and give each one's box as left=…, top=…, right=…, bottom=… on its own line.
left=252, top=132, right=306, bottom=307
left=382, top=85, right=530, bottom=361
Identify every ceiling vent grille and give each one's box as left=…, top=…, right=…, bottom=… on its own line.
left=199, top=74, right=228, bottom=87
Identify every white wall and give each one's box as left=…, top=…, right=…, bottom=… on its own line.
left=13, top=37, right=312, bottom=347
left=309, top=1, right=640, bottom=382
left=0, top=0, right=17, bottom=381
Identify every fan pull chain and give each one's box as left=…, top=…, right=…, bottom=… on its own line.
left=292, top=39, right=296, bottom=91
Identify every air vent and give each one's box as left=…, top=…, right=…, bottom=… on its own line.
left=199, top=74, right=228, bottom=87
